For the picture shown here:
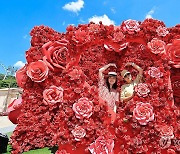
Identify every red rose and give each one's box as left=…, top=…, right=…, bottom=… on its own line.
left=15, top=65, right=28, bottom=88
left=88, top=136, right=114, bottom=154
left=171, top=75, right=180, bottom=97
left=42, top=40, right=69, bottom=72
left=68, top=67, right=83, bottom=80
left=26, top=60, right=49, bottom=82
left=147, top=67, right=163, bottom=79
left=160, top=125, right=174, bottom=139
left=71, top=126, right=86, bottom=141
left=43, top=86, right=63, bottom=105
left=147, top=38, right=166, bottom=54
left=122, top=19, right=140, bottom=34
left=72, top=97, right=93, bottom=119
left=135, top=83, right=150, bottom=97
left=112, top=31, right=125, bottom=42
left=166, top=39, right=180, bottom=68
left=133, top=102, right=154, bottom=125
left=156, top=26, right=169, bottom=37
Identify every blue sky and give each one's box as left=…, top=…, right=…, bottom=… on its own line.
left=0, top=0, right=179, bottom=73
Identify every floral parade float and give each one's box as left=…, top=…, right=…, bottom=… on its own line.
left=11, top=19, right=180, bottom=153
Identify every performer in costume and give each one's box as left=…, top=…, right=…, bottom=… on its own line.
left=120, top=62, right=143, bottom=102
left=98, top=63, right=119, bottom=123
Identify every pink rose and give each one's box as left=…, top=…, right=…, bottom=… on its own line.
left=43, top=86, right=63, bottom=105
left=26, top=60, right=49, bottom=82
left=148, top=67, right=163, bottom=78
left=88, top=136, right=114, bottom=154
left=122, top=19, right=140, bottom=34
left=42, top=40, right=69, bottom=72
left=15, top=65, right=28, bottom=88
left=112, top=31, right=125, bottom=42
left=156, top=26, right=169, bottom=37
left=133, top=102, right=154, bottom=125
left=135, top=83, right=150, bottom=97
left=160, top=125, right=174, bottom=139
left=166, top=39, right=180, bottom=68
left=72, top=97, right=93, bottom=119
left=71, top=126, right=86, bottom=141
left=68, top=67, right=83, bottom=80
left=147, top=38, right=166, bottom=54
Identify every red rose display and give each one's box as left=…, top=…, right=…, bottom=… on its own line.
left=42, top=40, right=69, bottom=72
left=147, top=38, right=166, bottom=54
left=15, top=65, right=28, bottom=88
left=26, top=60, right=49, bottom=82
left=122, top=19, right=140, bottom=34
left=147, top=67, right=163, bottom=78
left=43, top=86, right=64, bottom=105
left=72, top=97, right=93, bottom=119
left=166, top=39, right=180, bottom=68
left=156, top=26, right=169, bottom=37
left=133, top=102, right=154, bottom=125
left=88, top=136, right=114, bottom=154
left=135, top=83, right=150, bottom=97
left=71, top=126, right=86, bottom=141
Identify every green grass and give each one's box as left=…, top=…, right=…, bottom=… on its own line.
left=4, top=132, right=52, bottom=154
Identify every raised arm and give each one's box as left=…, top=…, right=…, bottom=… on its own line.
left=99, top=63, right=117, bottom=79
left=125, top=62, right=143, bottom=75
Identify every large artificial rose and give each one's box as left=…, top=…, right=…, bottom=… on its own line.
left=71, top=126, right=86, bottom=141
left=171, top=75, right=180, bottom=97
left=42, top=39, right=69, bottom=72
left=26, top=60, right=49, bottom=82
left=147, top=67, right=163, bottom=79
left=147, top=38, right=166, bottom=54
left=160, top=125, right=174, bottom=139
left=133, top=102, right=154, bottom=125
left=156, top=26, right=169, bottom=37
left=166, top=39, right=180, bottom=68
left=88, top=136, right=114, bottom=154
left=73, top=97, right=93, bottom=119
left=122, top=19, right=140, bottom=34
left=15, top=65, right=28, bottom=88
left=43, top=86, right=63, bottom=105
left=135, top=83, right=150, bottom=97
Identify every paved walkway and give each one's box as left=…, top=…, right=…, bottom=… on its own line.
left=0, top=116, right=16, bottom=133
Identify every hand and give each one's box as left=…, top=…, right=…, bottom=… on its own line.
left=125, top=62, right=134, bottom=67
left=108, top=63, right=117, bottom=68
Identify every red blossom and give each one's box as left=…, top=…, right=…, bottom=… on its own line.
left=147, top=38, right=166, bottom=54
left=71, top=126, right=86, bottom=141
left=122, top=19, right=140, bottom=34
left=88, top=136, right=114, bottom=154
left=43, top=86, right=64, bottom=105
left=133, top=102, right=154, bottom=125
left=147, top=67, right=163, bottom=78
left=72, top=97, right=93, bottom=119
left=135, top=83, right=150, bottom=97
left=156, top=26, right=169, bottom=37
left=26, top=60, right=49, bottom=82
left=166, top=39, right=180, bottom=68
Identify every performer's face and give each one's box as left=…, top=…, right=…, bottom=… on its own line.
left=108, top=76, right=116, bottom=85
left=124, top=73, right=132, bottom=83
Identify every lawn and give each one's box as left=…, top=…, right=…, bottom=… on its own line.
left=4, top=132, right=52, bottom=154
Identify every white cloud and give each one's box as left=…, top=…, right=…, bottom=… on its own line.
left=62, top=0, right=84, bottom=13
left=145, top=8, right=155, bottom=19
left=62, top=21, right=66, bottom=26
left=14, top=61, right=25, bottom=68
left=88, top=14, right=115, bottom=25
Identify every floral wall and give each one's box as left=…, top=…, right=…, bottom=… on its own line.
left=12, top=19, right=180, bottom=154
